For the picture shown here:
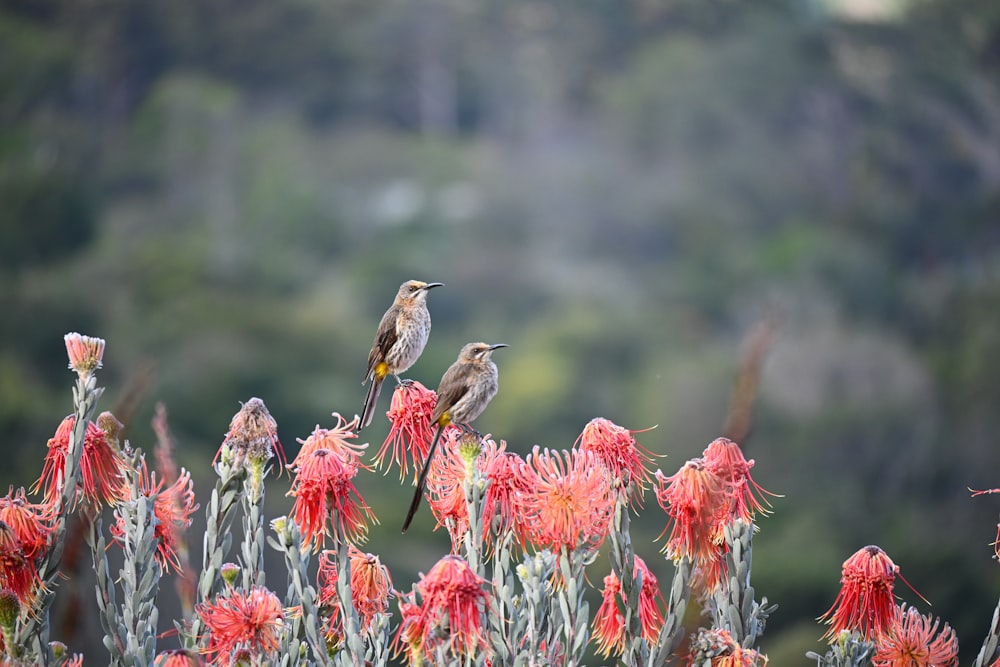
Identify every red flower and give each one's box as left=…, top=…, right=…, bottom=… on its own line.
left=872, top=604, right=958, bottom=667
left=655, top=459, right=728, bottom=564
left=593, top=572, right=625, bottom=658
left=426, top=429, right=472, bottom=549
left=519, top=447, right=614, bottom=553
left=197, top=585, right=285, bottom=666
left=395, top=555, right=490, bottom=659
left=0, top=487, right=52, bottom=561
left=154, top=649, right=204, bottom=666
left=288, top=447, right=375, bottom=550
left=702, top=437, right=776, bottom=522
left=317, top=546, right=393, bottom=641
left=110, top=458, right=198, bottom=573
left=577, top=418, right=656, bottom=504
left=375, top=381, right=438, bottom=480
left=216, top=398, right=285, bottom=470
left=64, top=332, right=105, bottom=379
left=33, top=415, right=128, bottom=509
left=480, top=445, right=531, bottom=551
left=292, top=415, right=369, bottom=470
left=820, top=545, right=900, bottom=642
left=0, top=521, right=41, bottom=607
left=591, top=555, right=666, bottom=657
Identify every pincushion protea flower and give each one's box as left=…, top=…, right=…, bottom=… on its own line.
left=317, top=545, right=393, bottom=642
left=577, top=417, right=657, bottom=504
left=872, top=603, right=958, bottom=667
left=702, top=437, right=777, bottom=522
left=0, top=521, right=41, bottom=607
left=519, top=447, right=615, bottom=553
left=154, top=648, right=204, bottom=666
left=216, top=398, right=285, bottom=471
left=820, top=545, right=900, bottom=642
left=375, top=380, right=438, bottom=480
left=33, top=415, right=128, bottom=509
left=110, top=457, right=198, bottom=573
left=64, top=332, right=105, bottom=379
left=292, top=415, right=369, bottom=470
left=196, top=585, right=286, bottom=666
left=592, top=555, right=667, bottom=657
left=688, top=627, right=768, bottom=665
left=655, top=459, right=729, bottom=564
left=394, top=555, right=490, bottom=660
left=288, top=446, right=375, bottom=550
left=0, top=487, right=53, bottom=561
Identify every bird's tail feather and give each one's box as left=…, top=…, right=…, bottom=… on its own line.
left=360, top=376, right=383, bottom=430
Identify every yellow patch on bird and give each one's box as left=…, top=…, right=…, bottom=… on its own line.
left=374, top=362, right=389, bottom=380
left=438, top=412, right=452, bottom=427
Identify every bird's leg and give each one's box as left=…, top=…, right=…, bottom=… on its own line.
left=394, top=375, right=415, bottom=387
left=458, top=423, right=483, bottom=438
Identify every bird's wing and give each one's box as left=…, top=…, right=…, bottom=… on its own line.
left=431, top=364, right=471, bottom=423
left=366, top=306, right=400, bottom=378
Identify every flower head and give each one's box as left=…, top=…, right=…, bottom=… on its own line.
left=0, top=522, right=41, bottom=607
left=591, top=555, right=666, bottom=658
left=480, top=444, right=531, bottom=551
left=375, top=380, right=438, bottom=480
left=519, top=447, right=614, bottom=553
left=317, top=546, right=393, bottom=645
left=64, top=332, right=105, bottom=379
left=592, top=572, right=625, bottom=658
left=216, top=398, right=285, bottom=471
left=197, top=585, right=285, bottom=666
left=426, top=429, right=473, bottom=549
left=821, top=545, right=900, bottom=642
left=288, top=447, right=375, bottom=550
left=655, top=459, right=729, bottom=565
left=872, top=604, right=958, bottom=667
left=0, top=487, right=53, bottom=561
left=395, top=555, right=491, bottom=659
left=110, top=457, right=198, bottom=573
left=577, top=418, right=657, bottom=504
left=292, top=415, right=369, bottom=470
left=33, top=415, right=128, bottom=509
left=702, top=437, right=776, bottom=522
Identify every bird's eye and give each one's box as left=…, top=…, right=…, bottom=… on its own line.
left=409, top=285, right=419, bottom=292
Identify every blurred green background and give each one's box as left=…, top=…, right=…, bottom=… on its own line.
left=3, top=0, right=1000, bottom=662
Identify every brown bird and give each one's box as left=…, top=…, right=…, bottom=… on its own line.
left=402, top=341, right=508, bottom=533
left=361, top=280, right=444, bottom=430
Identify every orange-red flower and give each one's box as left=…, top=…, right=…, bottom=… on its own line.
left=0, top=487, right=52, bottom=561
left=702, top=437, right=776, bottom=522
left=288, top=447, right=375, bottom=550
left=655, top=459, right=729, bottom=564
left=110, top=458, right=198, bottom=573
left=481, top=445, right=531, bottom=551
left=64, top=332, right=105, bottom=379
left=375, top=381, right=438, bottom=481
left=593, top=571, right=625, bottom=658
left=317, top=546, right=393, bottom=642
left=292, top=415, right=369, bottom=470
left=577, top=418, right=656, bottom=504
left=0, top=522, right=41, bottom=606
left=395, top=555, right=490, bottom=659
left=820, top=545, right=900, bottom=642
left=216, top=398, right=285, bottom=470
left=872, top=604, right=958, bottom=667
left=519, top=447, right=614, bottom=553
left=197, top=585, right=285, bottom=666
left=591, top=555, right=666, bottom=657
left=426, top=429, right=473, bottom=549
left=33, top=415, right=128, bottom=509
left=154, top=648, right=204, bottom=666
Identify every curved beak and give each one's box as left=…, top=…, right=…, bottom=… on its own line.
left=488, top=343, right=509, bottom=351
left=422, top=282, right=445, bottom=290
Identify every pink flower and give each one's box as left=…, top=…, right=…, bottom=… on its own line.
left=375, top=381, right=438, bottom=480
left=33, top=415, right=128, bottom=509
left=197, top=586, right=286, bottom=666
left=872, top=604, right=958, bottom=667
left=288, top=447, right=375, bottom=550
left=216, top=398, right=285, bottom=470
left=64, top=332, right=105, bottom=379
left=577, top=418, right=656, bottom=504
left=702, top=437, right=776, bottom=522
left=820, top=545, right=900, bottom=642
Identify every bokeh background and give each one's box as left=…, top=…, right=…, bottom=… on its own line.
left=3, top=0, right=1000, bottom=663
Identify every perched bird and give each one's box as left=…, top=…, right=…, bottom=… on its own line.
left=402, top=341, right=508, bottom=533
left=361, top=280, right=444, bottom=430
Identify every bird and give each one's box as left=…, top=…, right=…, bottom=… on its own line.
left=402, top=341, right=508, bottom=533
left=360, top=280, right=444, bottom=430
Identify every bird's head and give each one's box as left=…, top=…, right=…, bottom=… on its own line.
left=459, top=342, right=509, bottom=363
left=396, top=280, right=444, bottom=304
